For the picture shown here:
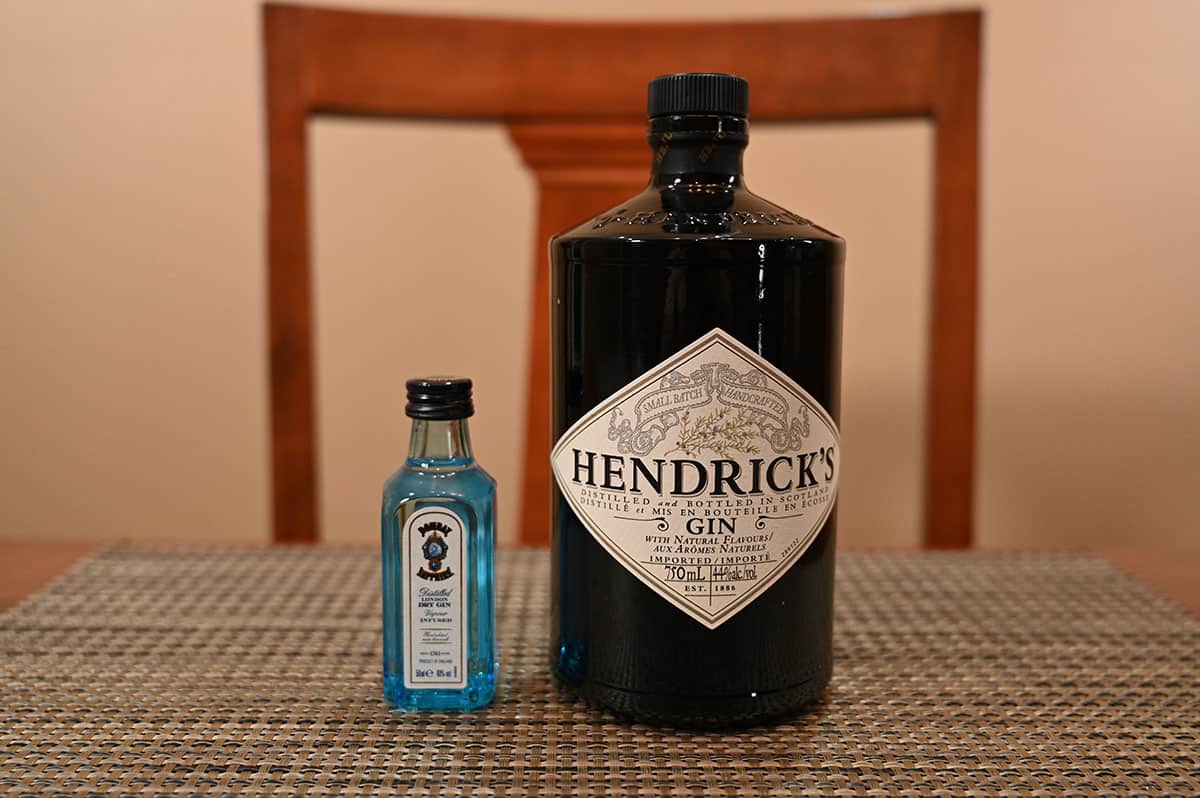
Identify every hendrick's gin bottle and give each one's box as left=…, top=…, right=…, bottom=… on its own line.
left=550, top=73, right=844, bottom=726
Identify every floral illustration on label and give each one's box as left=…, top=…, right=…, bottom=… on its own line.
left=551, top=328, right=840, bottom=629
left=607, top=361, right=813, bottom=457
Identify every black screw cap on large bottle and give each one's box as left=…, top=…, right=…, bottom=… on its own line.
left=647, top=72, right=749, bottom=119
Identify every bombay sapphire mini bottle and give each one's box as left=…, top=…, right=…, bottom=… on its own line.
left=381, top=377, right=496, bottom=711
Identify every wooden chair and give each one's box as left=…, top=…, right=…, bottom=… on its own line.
left=263, top=4, right=981, bottom=548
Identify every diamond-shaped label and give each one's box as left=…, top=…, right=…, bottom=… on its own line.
left=551, top=328, right=840, bottom=629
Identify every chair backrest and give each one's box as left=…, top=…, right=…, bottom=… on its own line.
left=263, top=3, right=981, bottom=548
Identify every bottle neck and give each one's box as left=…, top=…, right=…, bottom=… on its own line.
left=648, top=114, right=747, bottom=189
left=407, top=418, right=474, bottom=466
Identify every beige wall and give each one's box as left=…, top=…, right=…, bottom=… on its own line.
left=2, top=0, right=1197, bottom=549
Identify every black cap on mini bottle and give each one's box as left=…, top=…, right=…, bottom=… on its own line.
left=647, top=72, right=749, bottom=119
left=405, top=376, right=474, bottom=420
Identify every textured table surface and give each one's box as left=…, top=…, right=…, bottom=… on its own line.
left=1, top=547, right=1197, bottom=796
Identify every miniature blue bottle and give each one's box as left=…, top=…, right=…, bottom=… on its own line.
left=381, top=377, right=496, bottom=711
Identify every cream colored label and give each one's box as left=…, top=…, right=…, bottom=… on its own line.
left=401, top=507, right=467, bottom=689
left=551, top=328, right=839, bottom=629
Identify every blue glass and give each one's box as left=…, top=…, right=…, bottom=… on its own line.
left=381, top=417, right=496, bottom=711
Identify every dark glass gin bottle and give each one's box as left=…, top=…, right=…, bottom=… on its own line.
left=549, top=74, right=844, bottom=726
left=382, top=377, right=496, bottom=711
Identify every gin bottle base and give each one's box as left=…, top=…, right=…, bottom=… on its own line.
left=568, top=668, right=831, bottom=729
left=383, top=671, right=497, bottom=713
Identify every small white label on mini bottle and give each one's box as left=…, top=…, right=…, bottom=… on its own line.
left=550, top=328, right=840, bottom=629
left=401, top=507, right=468, bottom=689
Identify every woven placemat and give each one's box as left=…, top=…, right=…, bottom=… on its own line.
left=1, top=547, right=1196, bottom=796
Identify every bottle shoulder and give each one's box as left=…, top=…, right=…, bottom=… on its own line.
left=553, top=186, right=843, bottom=244
left=383, top=462, right=496, bottom=506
